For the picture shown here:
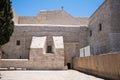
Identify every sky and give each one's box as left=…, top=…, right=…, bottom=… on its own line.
left=11, top=0, right=105, bottom=17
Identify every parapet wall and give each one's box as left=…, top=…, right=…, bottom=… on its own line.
left=73, top=52, right=120, bottom=80
left=1, top=59, right=29, bottom=69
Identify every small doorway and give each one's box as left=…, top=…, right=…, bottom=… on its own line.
left=67, top=63, right=71, bottom=69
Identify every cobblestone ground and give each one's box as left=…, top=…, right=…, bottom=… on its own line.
left=0, top=70, right=104, bottom=80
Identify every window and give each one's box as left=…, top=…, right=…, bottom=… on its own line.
left=99, top=23, right=102, bottom=31
left=89, top=30, right=92, bottom=37
left=16, top=40, right=20, bottom=46
left=47, top=46, right=52, bottom=53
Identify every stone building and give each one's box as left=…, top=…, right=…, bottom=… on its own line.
left=1, top=10, right=89, bottom=69
left=0, top=0, right=120, bottom=69
left=89, top=0, right=120, bottom=55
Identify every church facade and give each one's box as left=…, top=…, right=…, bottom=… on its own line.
left=0, top=0, right=120, bottom=69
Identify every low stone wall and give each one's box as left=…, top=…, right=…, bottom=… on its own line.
left=1, top=57, right=65, bottom=70
left=73, top=52, right=120, bottom=80
left=1, top=59, right=29, bottom=69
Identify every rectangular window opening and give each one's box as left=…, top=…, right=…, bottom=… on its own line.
left=47, top=46, right=52, bottom=53
left=99, top=23, right=102, bottom=31
left=16, top=40, right=20, bottom=46
left=89, top=30, right=92, bottom=37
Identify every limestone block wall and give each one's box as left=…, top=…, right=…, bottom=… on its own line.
left=110, top=0, right=120, bottom=33
left=18, top=10, right=89, bottom=25
left=64, top=43, right=79, bottom=68
left=30, top=36, right=47, bottom=59
left=89, top=0, right=120, bottom=55
left=2, top=24, right=83, bottom=59
left=79, top=26, right=89, bottom=49
left=18, top=16, right=38, bottom=24
left=89, top=0, right=112, bottom=55
left=1, top=24, right=88, bottom=69
left=73, top=52, right=120, bottom=80
left=1, top=36, right=65, bottom=69
left=109, top=33, right=120, bottom=52
left=1, top=56, right=64, bottom=70
left=109, top=0, right=120, bottom=52
left=53, top=36, right=64, bottom=56
left=76, top=17, right=89, bottom=26
left=2, top=34, right=28, bottom=59
left=1, top=59, right=30, bottom=69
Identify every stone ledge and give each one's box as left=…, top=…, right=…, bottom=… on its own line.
left=15, top=24, right=82, bottom=27
left=1, top=59, right=29, bottom=61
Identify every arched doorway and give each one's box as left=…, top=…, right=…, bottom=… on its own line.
left=67, top=63, right=71, bottom=69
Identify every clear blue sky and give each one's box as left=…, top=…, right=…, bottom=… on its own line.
left=11, top=0, right=105, bottom=17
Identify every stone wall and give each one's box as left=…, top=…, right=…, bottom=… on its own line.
left=89, top=0, right=112, bottom=55
left=79, top=26, right=89, bottom=48
left=16, top=10, right=89, bottom=25
left=64, top=43, right=79, bottom=68
left=73, top=52, right=120, bottom=80
left=109, top=33, right=120, bottom=52
left=1, top=57, right=64, bottom=70
left=1, top=24, right=88, bottom=68
left=89, top=0, right=120, bottom=55
left=1, top=36, right=65, bottom=70
left=2, top=24, right=79, bottom=59
left=110, top=0, right=120, bottom=33
left=1, top=59, right=29, bottom=69
left=109, top=0, right=120, bottom=53
left=29, top=36, right=47, bottom=58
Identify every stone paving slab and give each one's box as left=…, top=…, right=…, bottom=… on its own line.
left=0, top=70, right=104, bottom=80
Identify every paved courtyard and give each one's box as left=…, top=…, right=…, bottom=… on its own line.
left=0, top=70, right=104, bottom=80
